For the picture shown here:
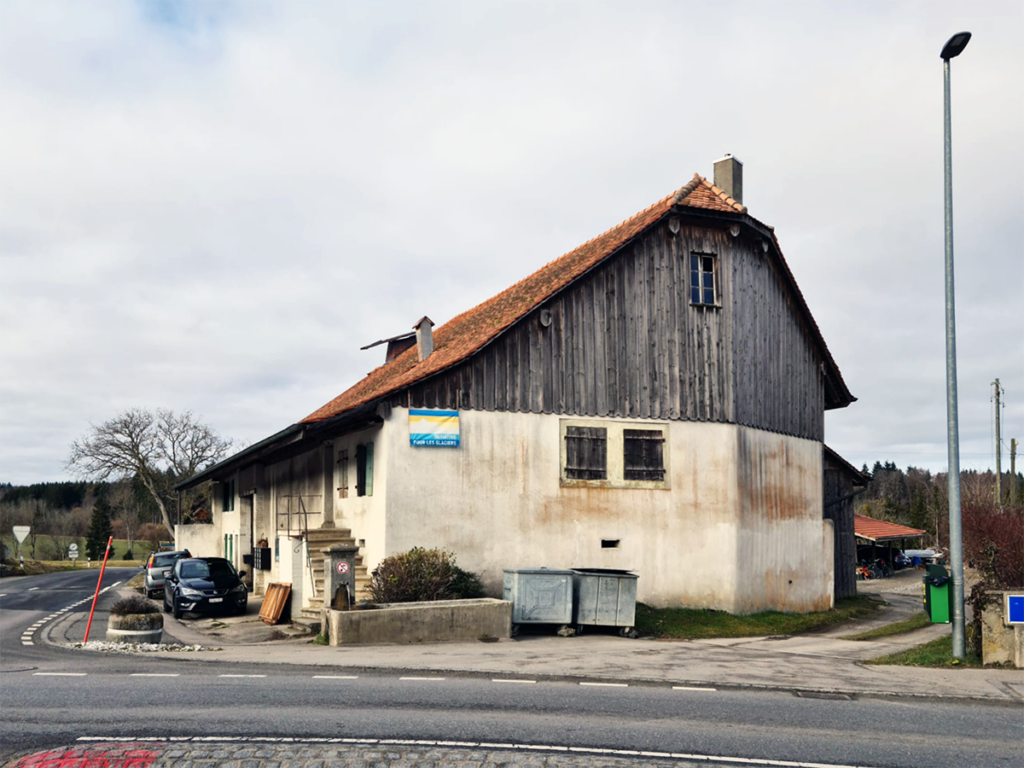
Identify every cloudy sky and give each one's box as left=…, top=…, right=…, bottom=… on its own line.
left=1, top=0, right=1021, bottom=484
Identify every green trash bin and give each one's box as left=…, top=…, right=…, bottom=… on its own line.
left=923, top=564, right=952, bottom=624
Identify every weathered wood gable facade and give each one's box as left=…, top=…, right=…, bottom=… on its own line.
left=385, top=212, right=832, bottom=440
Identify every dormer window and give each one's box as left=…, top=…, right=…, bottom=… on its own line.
left=690, top=253, right=717, bottom=306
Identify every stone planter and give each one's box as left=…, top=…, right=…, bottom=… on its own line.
left=106, top=612, right=163, bottom=644
left=326, top=598, right=511, bottom=646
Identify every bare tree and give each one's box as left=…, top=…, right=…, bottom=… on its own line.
left=40, top=501, right=84, bottom=560
left=67, top=409, right=232, bottom=533
left=109, top=482, right=142, bottom=558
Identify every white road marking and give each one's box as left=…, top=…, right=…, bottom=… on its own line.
left=312, top=675, right=359, bottom=679
left=218, top=674, right=266, bottom=678
left=399, top=676, right=445, bottom=681
left=22, top=641, right=33, bottom=646
left=492, top=679, right=537, bottom=684
left=130, top=673, right=180, bottom=677
left=71, top=737, right=875, bottom=766
left=673, top=685, right=718, bottom=691
left=579, top=682, right=628, bottom=687
left=34, top=672, right=87, bottom=676
left=28, top=587, right=39, bottom=591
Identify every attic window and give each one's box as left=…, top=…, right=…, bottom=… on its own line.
left=690, top=253, right=717, bottom=306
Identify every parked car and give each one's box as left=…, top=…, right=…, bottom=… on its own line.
left=163, top=557, right=248, bottom=619
left=143, top=550, right=190, bottom=598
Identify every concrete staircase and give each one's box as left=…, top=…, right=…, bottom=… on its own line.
left=299, top=527, right=370, bottom=624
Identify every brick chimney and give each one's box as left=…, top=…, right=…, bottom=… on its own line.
left=414, top=316, right=434, bottom=361
left=713, top=154, right=743, bottom=206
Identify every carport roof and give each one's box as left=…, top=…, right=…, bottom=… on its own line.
left=854, top=514, right=926, bottom=543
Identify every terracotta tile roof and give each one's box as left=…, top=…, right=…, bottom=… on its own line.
left=302, top=174, right=843, bottom=423
left=854, top=515, right=926, bottom=542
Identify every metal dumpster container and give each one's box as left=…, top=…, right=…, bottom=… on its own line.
left=572, top=568, right=638, bottom=637
left=502, top=568, right=574, bottom=636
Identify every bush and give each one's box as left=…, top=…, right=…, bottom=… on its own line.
left=368, top=547, right=483, bottom=604
left=110, top=594, right=160, bottom=616
left=962, top=502, right=1023, bottom=588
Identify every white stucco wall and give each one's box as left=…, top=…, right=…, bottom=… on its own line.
left=174, top=523, right=222, bottom=559
left=378, top=407, right=829, bottom=613
left=331, top=425, right=388, bottom=570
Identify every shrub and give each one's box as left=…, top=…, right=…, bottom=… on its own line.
left=368, top=547, right=483, bottom=604
left=110, top=594, right=160, bottom=616
left=961, top=502, right=1023, bottom=588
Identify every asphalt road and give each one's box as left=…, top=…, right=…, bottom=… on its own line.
left=2, top=570, right=1021, bottom=768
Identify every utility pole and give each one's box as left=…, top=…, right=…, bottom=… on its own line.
left=994, top=378, right=1003, bottom=507
left=1011, top=438, right=1018, bottom=505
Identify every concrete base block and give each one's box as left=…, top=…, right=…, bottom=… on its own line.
left=980, top=591, right=1024, bottom=668
left=327, top=598, right=512, bottom=645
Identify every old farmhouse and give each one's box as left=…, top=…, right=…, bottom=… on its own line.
left=176, top=156, right=856, bottom=619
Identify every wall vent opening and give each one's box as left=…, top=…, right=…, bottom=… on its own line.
left=601, top=539, right=620, bottom=549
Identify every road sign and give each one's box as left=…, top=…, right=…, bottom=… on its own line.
left=1007, top=595, right=1024, bottom=625
left=335, top=561, right=350, bottom=575
left=13, top=526, right=30, bottom=544
left=69, top=543, right=78, bottom=552
left=69, top=550, right=79, bottom=560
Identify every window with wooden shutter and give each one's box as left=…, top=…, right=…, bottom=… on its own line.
left=356, top=443, right=374, bottom=497
left=623, top=429, right=665, bottom=481
left=565, top=426, right=607, bottom=480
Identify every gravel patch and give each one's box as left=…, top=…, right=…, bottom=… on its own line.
left=65, top=641, right=219, bottom=653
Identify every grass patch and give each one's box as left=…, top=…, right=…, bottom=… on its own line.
left=310, top=633, right=329, bottom=646
left=840, top=611, right=931, bottom=641
left=127, top=572, right=146, bottom=590
left=865, top=633, right=984, bottom=668
left=635, top=596, right=883, bottom=640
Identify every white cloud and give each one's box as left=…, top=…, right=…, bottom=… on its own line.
left=1, top=0, right=1021, bottom=482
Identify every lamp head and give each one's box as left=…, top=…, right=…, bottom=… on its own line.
left=941, top=32, right=971, bottom=60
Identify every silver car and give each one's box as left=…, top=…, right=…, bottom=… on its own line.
left=143, top=550, right=190, bottom=598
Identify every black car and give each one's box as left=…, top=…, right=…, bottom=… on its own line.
left=163, top=557, right=248, bottom=619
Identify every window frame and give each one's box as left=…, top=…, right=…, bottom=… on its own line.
left=689, top=252, right=719, bottom=307
left=221, top=478, right=235, bottom=512
left=559, top=419, right=670, bottom=489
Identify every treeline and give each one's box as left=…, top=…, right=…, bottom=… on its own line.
left=858, top=463, right=1023, bottom=589
left=856, top=462, right=1023, bottom=542
left=0, top=479, right=171, bottom=562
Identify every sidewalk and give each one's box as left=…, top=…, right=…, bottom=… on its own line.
left=47, top=568, right=1024, bottom=704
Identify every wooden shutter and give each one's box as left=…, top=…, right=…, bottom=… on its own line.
left=623, top=429, right=665, bottom=481
left=565, top=426, right=607, bottom=480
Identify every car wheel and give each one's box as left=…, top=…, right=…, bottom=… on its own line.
left=162, top=595, right=170, bottom=613
left=172, top=597, right=182, bottom=620
left=236, top=603, right=247, bottom=616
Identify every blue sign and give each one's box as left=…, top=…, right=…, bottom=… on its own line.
left=1007, top=595, right=1024, bottom=625
left=409, top=409, right=460, bottom=447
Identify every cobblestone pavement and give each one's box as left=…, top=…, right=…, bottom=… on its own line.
left=4, top=741, right=736, bottom=768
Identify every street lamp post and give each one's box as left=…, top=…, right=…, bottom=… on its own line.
left=941, top=31, right=971, bottom=660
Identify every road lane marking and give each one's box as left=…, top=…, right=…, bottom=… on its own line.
left=579, top=682, right=628, bottom=687
left=218, top=674, right=266, bottom=678
left=400, top=676, right=445, bottom=681
left=34, top=672, right=87, bottom=676
left=673, top=685, right=717, bottom=691
left=130, top=673, right=180, bottom=677
left=22, top=641, right=33, bottom=646
left=493, top=679, right=537, bottom=684
left=312, top=675, right=359, bottom=679
left=28, top=587, right=39, bottom=591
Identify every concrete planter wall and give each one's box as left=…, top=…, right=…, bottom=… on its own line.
left=326, top=598, right=511, bottom=646
left=980, top=590, right=1024, bottom=668
left=106, top=612, right=163, bottom=644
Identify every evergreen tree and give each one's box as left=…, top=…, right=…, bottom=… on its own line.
left=86, top=496, right=113, bottom=560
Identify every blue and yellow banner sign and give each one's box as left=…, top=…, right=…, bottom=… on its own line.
left=409, top=409, right=460, bottom=447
